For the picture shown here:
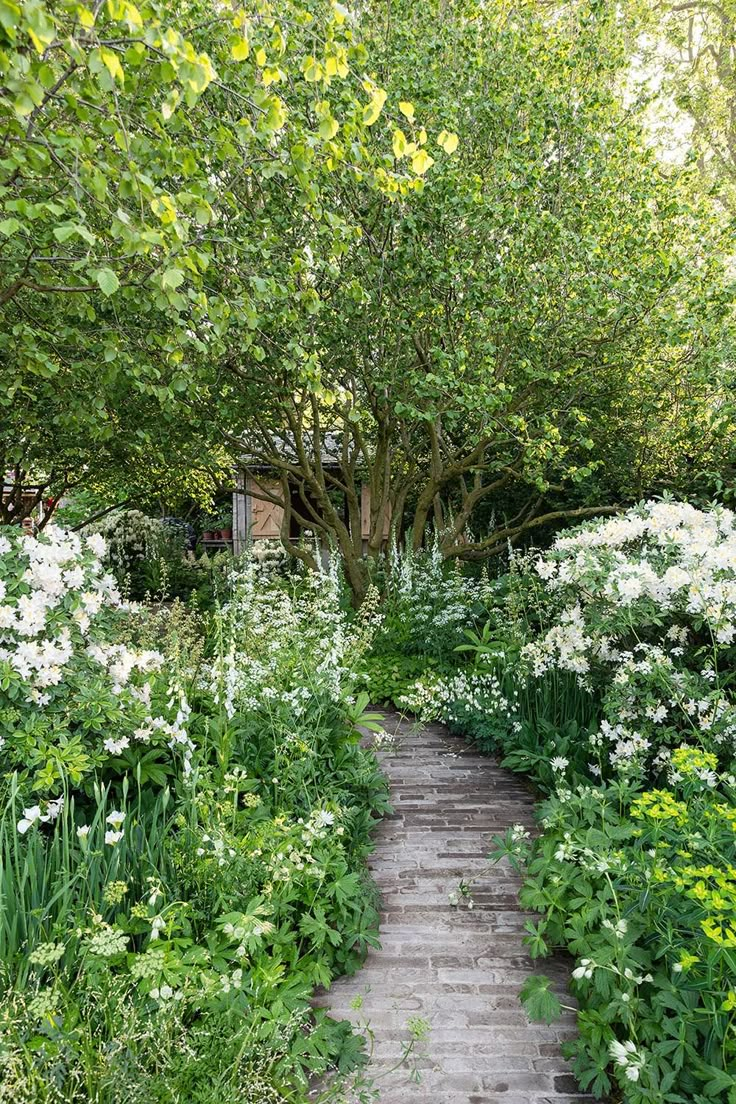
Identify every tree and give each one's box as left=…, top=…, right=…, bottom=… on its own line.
left=220, top=0, right=733, bottom=599
left=0, top=0, right=431, bottom=519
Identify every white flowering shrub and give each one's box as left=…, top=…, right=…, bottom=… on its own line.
left=0, top=525, right=193, bottom=798
left=0, top=538, right=388, bottom=1100
left=386, top=502, right=736, bottom=1101
left=92, top=508, right=168, bottom=572
left=518, top=500, right=736, bottom=781
left=207, top=555, right=358, bottom=719
left=389, top=502, right=736, bottom=1102
left=378, top=542, right=488, bottom=660
left=400, top=670, right=521, bottom=745
left=90, top=509, right=205, bottom=602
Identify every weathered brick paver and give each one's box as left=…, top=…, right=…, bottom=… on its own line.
left=320, top=715, right=598, bottom=1104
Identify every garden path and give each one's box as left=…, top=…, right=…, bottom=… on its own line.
left=319, top=714, right=599, bottom=1104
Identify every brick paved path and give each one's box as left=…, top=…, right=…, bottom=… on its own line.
left=321, top=715, right=598, bottom=1104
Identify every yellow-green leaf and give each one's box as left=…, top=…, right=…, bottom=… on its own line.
left=162, top=266, right=184, bottom=290
left=254, top=46, right=266, bottom=66
left=262, top=66, right=283, bottom=86
left=263, top=95, right=287, bottom=132
left=100, top=46, right=124, bottom=83
left=302, top=55, right=321, bottom=82
left=0, top=217, right=21, bottom=236
left=392, top=128, right=407, bottom=159
left=363, top=88, right=387, bottom=127
left=150, top=194, right=177, bottom=225
left=231, top=37, right=249, bottom=61
left=0, top=0, right=21, bottom=32
left=25, top=3, right=55, bottom=53
left=77, top=5, right=95, bottom=29
left=411, top=148, right=434, bottom=175
left=438, top=129, right=459, bottom=154
left=398, top=101, right=415, bottom=121
left=319, top=115, right=339, bottom=141
left=161, top=91, right=179, bottom=121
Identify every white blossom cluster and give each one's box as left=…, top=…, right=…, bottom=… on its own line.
left=519, top=501, right=736, bottom=774
left=389, top=541, right=490, bottom=649
left=0, top=525, right=194, bottom=797
left=528, top=501, right=736, bottom=665
left=91, top=509, right=168, bottom=571
left=400, top=669, right=520, bottom=732
left=205, top=556, right=365, bottom=719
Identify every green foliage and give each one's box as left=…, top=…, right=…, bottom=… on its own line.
left=396, top=502, right=736, bottom=1101
left=519, top=975, right=562, bottom=1026
left=497, top=771, right=736, bottom=1101
left=0, top=533, right=388, bottom=1100
left=354, top=653, right=444, bottom=708
left=231, top=0, right=735, bottom=600
left=0, top=0, right=432, bottom=519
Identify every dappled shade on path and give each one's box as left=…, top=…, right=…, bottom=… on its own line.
left=318, top=715, right=600, bottom=1104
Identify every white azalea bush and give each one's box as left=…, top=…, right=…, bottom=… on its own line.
left=521, top=500, right=736, bottom=783
left=0, top=525, right=192, bottom=799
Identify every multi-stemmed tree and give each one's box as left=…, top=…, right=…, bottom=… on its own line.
left=222, top=0, right=733, bottom=598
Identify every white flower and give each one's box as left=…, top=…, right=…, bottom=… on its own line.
left=572, top=958, right=594, bottom=980
left=43, top=796, right=64, bottom=822
left=103, top=737, right=130, bottom=756
left=150, top=916, right=166, bottom=940
left=609, top=1038, right=644, bottom=1082
left=76, top=824, right=90, bottom=839
left=551, top=756, right=569, bottom=772
left=535, top=558, right=557, bottom=581
left=106, top=810, right=126, bottom=827
left=105, top=830, right=124, bottom=846
left=86, top=533, right=107, bottom=557
left=17, top=805, right=42, bottom=834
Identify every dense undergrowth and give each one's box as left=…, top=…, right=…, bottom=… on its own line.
left=8, top=497, right=736, bottom=1103
left=365, top=501, right=736, bottom=1103
left=0, top=526, right=387, bottom=1103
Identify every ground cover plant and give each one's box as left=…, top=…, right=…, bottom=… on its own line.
left=395, top=500, right=736, bottom=1102
left=0, top=525, right=388, bottom=1102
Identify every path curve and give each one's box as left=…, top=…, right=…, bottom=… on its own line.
left=322, top=714, right=598, bottom=1104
